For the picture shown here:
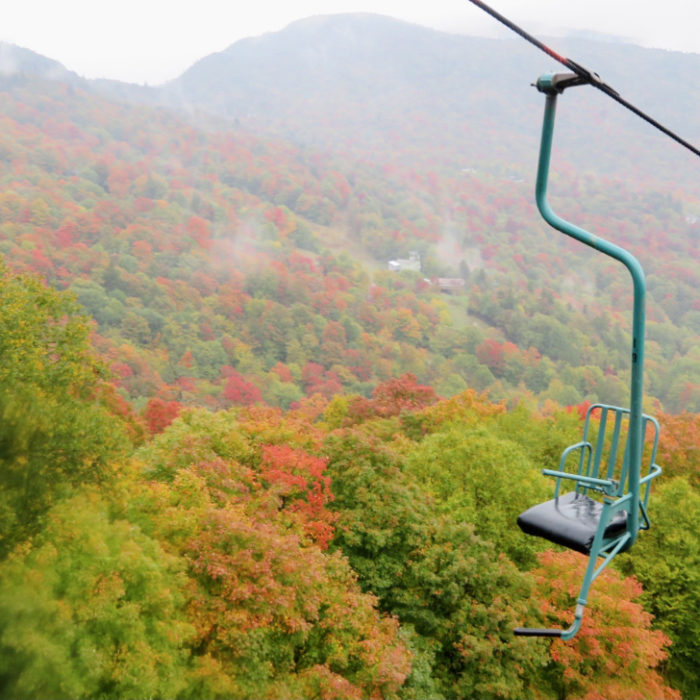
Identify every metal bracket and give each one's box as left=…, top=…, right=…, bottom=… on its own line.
left=534, top=66, right=619, bottom=96
left=534, top=72, right=588, bottom=95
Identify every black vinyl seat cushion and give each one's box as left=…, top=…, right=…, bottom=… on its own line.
left=517, top=491, right=628, bottom=555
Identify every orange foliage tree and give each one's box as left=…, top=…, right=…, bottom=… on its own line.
left=133, top=408, right=412, bottom=698
left=530, top=550, right=679, bottom=700
left=656, top=411, right=700, bottom=486
left=346, top=373, right=439, bottom=423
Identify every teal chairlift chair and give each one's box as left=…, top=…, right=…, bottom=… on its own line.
left=513, top=73, right=662, bottom=640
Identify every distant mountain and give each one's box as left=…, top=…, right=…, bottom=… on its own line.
left=2, top=16, right=698, bottom=189
left=165, top=14, right=544, bottom=165
left=0, top=42, right=82, bottom=84
left=162, top=14, right=700, bottom=189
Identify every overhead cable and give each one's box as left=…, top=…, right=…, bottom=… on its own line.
left=466, top=0, right=700, bottom=159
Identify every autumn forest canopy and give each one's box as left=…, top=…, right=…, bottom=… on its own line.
left=0, top=14, right=699, bottom=699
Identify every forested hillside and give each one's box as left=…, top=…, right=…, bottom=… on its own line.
left=1, top=272, right=698, bottom=697
left=1, top=269, right=697, bottom=698
left=0, top=45, right=699, bottom=413
left=0, top=14, right=699, bottom=699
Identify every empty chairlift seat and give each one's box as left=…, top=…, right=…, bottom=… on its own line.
left=516, top=403, right=660, bottom=556
left=513, top=403, right=661, bottom=638
left=517, top=490, right=628, bottom=555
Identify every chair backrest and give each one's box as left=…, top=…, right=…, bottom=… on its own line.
left=578, top=403, right=659, bottom=506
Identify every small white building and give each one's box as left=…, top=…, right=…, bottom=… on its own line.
left=388, top=251, right=421, bottom=272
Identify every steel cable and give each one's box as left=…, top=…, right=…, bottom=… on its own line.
left=467, top=0, right=700, bottom=158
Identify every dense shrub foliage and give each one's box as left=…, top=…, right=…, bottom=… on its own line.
left=0, top=265, right=688, bottom=698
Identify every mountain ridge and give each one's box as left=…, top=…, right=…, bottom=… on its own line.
left=0, top=41, right=82, bottom=84
left=161, top=14, right=700, bottom=188
left=2, top=14, right=698, bottom=191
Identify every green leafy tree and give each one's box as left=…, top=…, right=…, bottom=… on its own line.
left=0, top=490, right=193, bottom=700
left=404, top=423, right=551, bottom=568
left=619, top=477, right=700, bottom=698
left=324, top=431, right=549, bottom=699
left=491, top=401, right=584, bottom=472
left=0, top=260, right=129, bottom=556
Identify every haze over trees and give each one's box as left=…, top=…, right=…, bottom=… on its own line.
left=0, top=13, right=698, bottom=699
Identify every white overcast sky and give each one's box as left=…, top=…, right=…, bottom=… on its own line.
left=2, top=0, right=699, bottom=85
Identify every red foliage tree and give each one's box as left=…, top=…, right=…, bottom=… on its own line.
left=371, top=373, right=438, bottom=415
left=186, top=215, right=212, bottom=249
left=259, top=444, right=336, bottom=549
left=476, top=338, right=505, bottom=376
left=346, top=373, right=439, bottom=423
left=656, top=411, right=700, bottom=485
left=143, top=397, right=184, bottom=434
left=301, top=362, right=325, bottom=395
left=271, top=362, right=294, bottom=383
left=223, top=370, right=262, bottom=406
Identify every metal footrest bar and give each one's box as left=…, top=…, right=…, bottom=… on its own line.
left=514, top=627, right=562, bottom=637
left=514, top=604, right=584, bottom=640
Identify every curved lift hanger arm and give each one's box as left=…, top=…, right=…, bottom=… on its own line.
left=461, top=0, right=682, bottom=641
left=512, top=75, right=652, bottom=639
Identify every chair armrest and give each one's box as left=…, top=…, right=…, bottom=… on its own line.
left=558, top=441, right=592, bottom=471
left=542, top=469, right=618, bottom=496
left=640, top=464, right=662, bottom=485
